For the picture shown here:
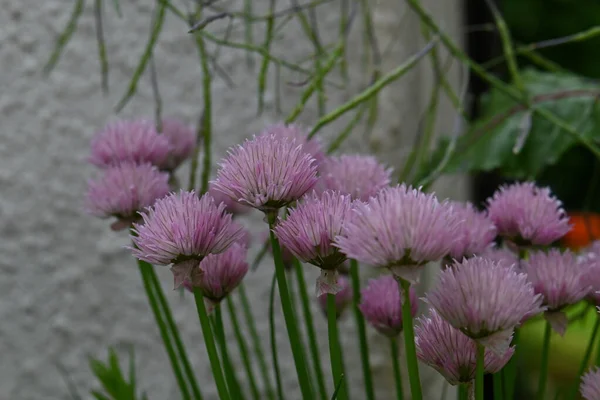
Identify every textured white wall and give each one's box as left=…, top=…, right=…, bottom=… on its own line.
left=0, top=0, right=465, bottom=398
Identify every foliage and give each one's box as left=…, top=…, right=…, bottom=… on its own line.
left=89, top=348, right=147, bottom=400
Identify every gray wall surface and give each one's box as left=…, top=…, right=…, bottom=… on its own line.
left=0, top=0, right=466, bottom=398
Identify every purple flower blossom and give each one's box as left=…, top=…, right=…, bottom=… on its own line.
left=188, top=243, right=249, bottom=304
left=581, top=367, right=600, bottom=400
left=486, top=182, right=571, bottom=246
left=318, top=275, right=353, bottom=319
left=318, top=155, right=392, bottom=201
left=479, top=245, right=519, bottom=270
left=263, top=123, right=325, bottom=167
left=89, top=119, right=171, bottom=169
left=334, top=185, right=459, bottom=283
left=85, top=163, right=170, bottom=230
left=416, top=309, right=514, bottom=385
left=581, top=243, right=600, bottom=306
left=426, top=257, right=544, bottom=354
left=161, top=118, right=196, bottom=171
left=208, top=182, right=251, bottom=216
left=130, top=191, right=244, bottom=288
left=523, top=249, right=591, bottom=335
left=274, top=191, right=354, bottom=295
left=359, top=275, right=418, bottom=337
left=212, top=133, right=318, bottom=212
left=447, top=202, right=497, bottom=260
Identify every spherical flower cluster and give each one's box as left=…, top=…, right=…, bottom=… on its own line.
left=161, top=118, right=196, bottom=171
left=318, top=275, right=352, bottom=319
left=318, top=155, right=392, bottom=201
left=335, top=185, right=459, bottom=283
left=486, top=182, right=571, bottom=246
left=130, top=191, right=245, bottom=288
left=187, top=243, right=249, bottom=305
left=447, top=202, right=497, bottom=260
left=415, top=309, right=514, bottom=385
left=581, top=243, right=600, bottom=306
left=581, top=367, right=600, bottom=400
left=274, top=191, right=354, bottom=295
left=263, top=123, right=325, bottom=167
left=359, top=275, right=418, bottom=337
left=523, top=249, right=591, bottom=335
left=85, top=163, right=170, bottom=230
left=212, top=133, right=318, bottom=212
left=89, top=119, right=172, bottom=169
left=426, top=257, right=544, bottom=353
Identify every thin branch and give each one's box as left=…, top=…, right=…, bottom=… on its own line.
left=94, top=0, right=110, bottom=94
left=43, top=0, right=85, bottom=76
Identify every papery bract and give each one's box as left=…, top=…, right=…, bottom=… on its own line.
left=317, top=275, right=352, bottom=319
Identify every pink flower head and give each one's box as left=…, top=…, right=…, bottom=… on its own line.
left=581, top=243, right=600, bottom=306
left=274, top=191, right=354, bottom=295
left=188, top=243, right=248, bottom=304
left=89, top=119, right=171, bottom=169
left=582, top=367, right=600, bottom=400
left=208, top=182, right=251, bottom=216
left=415, top=309, right=514, bottom=385
left=334, top=185, right=460, bottom=283
left=85, top=163, right=170, bottom=230
left=359, top=275, right=418, bottom=337
left=317, top=275, right=353, bottom=319
left=480, top=245, right=519, bottom=270
left=263, top=123, right=325, bottom=167
left=161, top=118, right=196, bottom=170
left=319, top=155, right=392, bottom=201
left=523, top=249, right=591, bottom=335
left=130, top=191, right=245, bottom=288
left=426, top=256, right=544, bottom=354
left=486, top=182, right=571, bottom=246
left=447, top=202, right=497, bottom=259
left=212, top=133, right=318, bottom=212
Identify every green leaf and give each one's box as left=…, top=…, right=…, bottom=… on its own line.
left=436, top=69, right=600, bottom=179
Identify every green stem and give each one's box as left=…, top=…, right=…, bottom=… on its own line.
left=294, top=261, right=328, bottom=400
left=257, top=0, right=276, bottom=114
left=239, top=284, right=276, bottom=400
left=349, top=260, right=375, bottom=400
left=226, top=296, right=261, bottom=400
left=215, top=304, right=244, bottom=400
left=192, top=289, right=231, bottom=400
left=146, top=266, right=203, bottom=400
left=503, top=328, right=519, bottom=399
left=308, top=41, right=435, bottom=139
left=269, top=273, right=286, bottom=400
left=267, top=213, right=313, bottom=399
left=327, top=294, right=347, bottom=400
left=571, top=315, right=600, bottom=399
left=475, top=343, right=484, bottom=400
left=537, top=321, right=552, bottom=400
left=397, top=278, right=422, bottom=400
left=193, top=6, right=212, bottom=194
left=493, top=372, right=503, bottom=400
left=390, top=337, right=404, bottom=400
left=458, top=384, right=468, bottom=400
left=137, top=261, right=191, bottom=400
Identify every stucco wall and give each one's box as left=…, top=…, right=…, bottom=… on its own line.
left=0, top=0, right=465, bottom=398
